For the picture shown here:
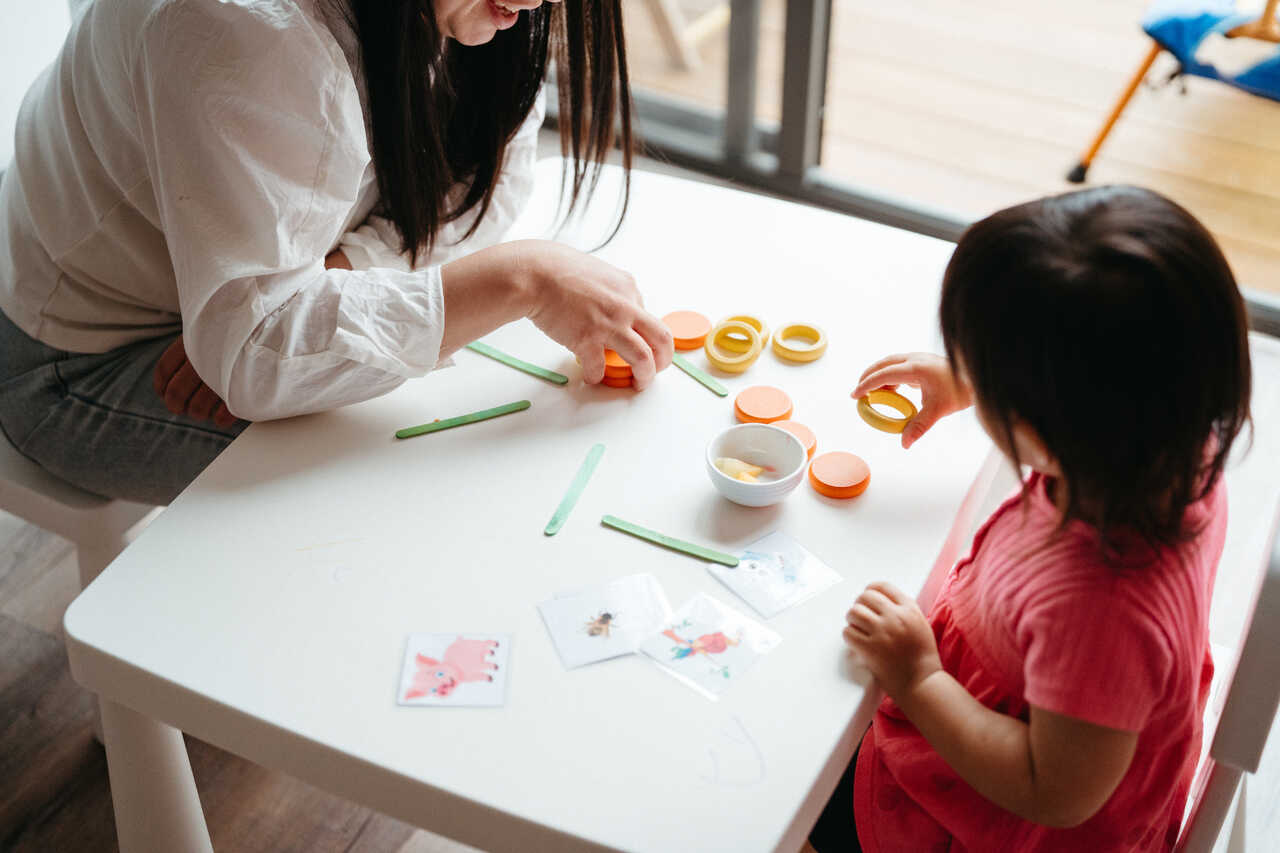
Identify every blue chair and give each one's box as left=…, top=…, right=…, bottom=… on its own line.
left=1068, top=0, right=1280, bottom=182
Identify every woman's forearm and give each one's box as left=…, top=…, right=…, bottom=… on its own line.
left=437, top=242, right=536, bottom=358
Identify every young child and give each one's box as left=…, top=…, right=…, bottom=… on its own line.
left=809, top=186, right=1252, bottom=852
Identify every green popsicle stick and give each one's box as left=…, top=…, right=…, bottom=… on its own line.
left=600, top=515, right=739, bottom=567
left=672, top=354, right=728, bottom=397
left=395, top=400, right=530, bottom=439
left=544, top=443, right=606, bottom=536
left=466, top=341, right=569, bottom=385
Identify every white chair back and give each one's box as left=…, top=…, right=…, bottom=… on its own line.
left=1177, top=500, right=1280, bottom=852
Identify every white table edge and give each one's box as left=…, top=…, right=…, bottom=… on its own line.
left=62, top=611, right=621, bottom=853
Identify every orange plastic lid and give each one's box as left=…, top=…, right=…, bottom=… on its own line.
left=603, top=349, right=633, bottom=379
left=663, top=310, right=712, bottom=350
left=734, top=385, right=793, bottom=424
left=601, top=374, right=634, bottom=388
left=774, top=420, right=816, bottom=459
left=809, top=451, right=870, bottom=498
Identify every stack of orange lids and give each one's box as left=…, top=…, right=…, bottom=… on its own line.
left=809, top=451, right=870, bottom=498
left=602, top=350, right=634, bottom=388
left=734, top=385, right=793, bottom=424
left=774, top=421, right=817, bottom=459
left=663, top=311, right=712, bottom=350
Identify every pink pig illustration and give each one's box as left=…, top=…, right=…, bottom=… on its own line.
left=405, top=637, right=500, bottom=699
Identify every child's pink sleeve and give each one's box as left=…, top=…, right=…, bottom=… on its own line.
left=1017, top=584, right=1172, bottom=732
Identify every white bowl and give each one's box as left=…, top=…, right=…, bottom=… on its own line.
left=705, top=423, right=808, bottom=507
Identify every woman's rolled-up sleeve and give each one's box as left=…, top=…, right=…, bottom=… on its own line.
left=134, top=0, right=449, bottom=421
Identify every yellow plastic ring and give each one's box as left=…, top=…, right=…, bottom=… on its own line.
left=771, top=323, right=828, bottom=363
left=716, top=315, right=769, bottom=354
left=856, top=388, right=918, bottom=434
left=704, top=320, right=763, bottom=373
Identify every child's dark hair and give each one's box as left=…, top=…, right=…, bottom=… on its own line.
left=940, top=185, right=1251, bottom=548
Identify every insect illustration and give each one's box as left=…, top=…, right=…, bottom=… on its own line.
left=585, top=611, right=616, bottom=638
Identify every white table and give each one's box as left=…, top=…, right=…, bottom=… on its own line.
left=62, top=161, right=1049, bottom=852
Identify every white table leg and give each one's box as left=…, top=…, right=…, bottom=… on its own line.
left=100, top=699, right=213, bottom=853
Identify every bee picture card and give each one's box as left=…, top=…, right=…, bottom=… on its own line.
left=537, top=573, right=673, bottom=669
left=638, top=593, right=781, bottom=700
left=707, top=531, right=842, bottom=619
left=397, top=633, right=511, bottom=707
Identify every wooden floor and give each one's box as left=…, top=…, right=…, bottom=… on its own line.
left=625, top=0, right=1280, bottom=295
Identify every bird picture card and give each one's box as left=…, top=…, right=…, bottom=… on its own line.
left=639, top=594, right=781, bottom=700
left=707, top=531, right=842, bottom=618
left=397, top=633, right=511, bottom=707
left=537, top=573, right=672, bottom=669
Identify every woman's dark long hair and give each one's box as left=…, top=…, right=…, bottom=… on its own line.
left=346, top=0, right=632, bottom=258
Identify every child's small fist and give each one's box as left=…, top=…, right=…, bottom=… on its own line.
left=843, top=582, right=942, bottom=699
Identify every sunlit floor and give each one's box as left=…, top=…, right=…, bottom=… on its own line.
left=625, top=0, right=1280, bottom=295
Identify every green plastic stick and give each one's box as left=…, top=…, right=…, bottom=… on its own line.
left=672, top=354, right=728, bottom=397
left=395, top=400, right=531, bottom=439
left=544, top=443, right=606, bottom=536
left=466, top=341, right=569, bottom=385
left=600, top=515, right=739, bottom=567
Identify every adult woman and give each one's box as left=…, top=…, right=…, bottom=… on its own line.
left=0, top=0, right=671, bottom=505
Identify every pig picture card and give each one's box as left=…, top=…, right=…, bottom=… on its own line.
left=538, top=573, right=672, bottom=669
left=707, top=531, right=842, bottom=618
left=639, top=594, right=781, bottom=700
left=397, top=633, right=512, bottom=707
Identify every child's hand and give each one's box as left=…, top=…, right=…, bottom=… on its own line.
left=843, top=582, right=942, bottom=699
left=851, top=353, right=973, bottom=449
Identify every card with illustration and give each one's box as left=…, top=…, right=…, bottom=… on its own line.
left=538, top=573, right=672, bottom=669
left=639, top=594, right=781, bottom=700
left=707, top=531, right=842, bottom=618
left=397, top=633, right=511, bottom=707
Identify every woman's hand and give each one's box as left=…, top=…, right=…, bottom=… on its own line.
left=153, top=335, right=240, bottom=427
left=521, top=241, right=673, bottom=389
left=843, top=582, right=942, bottom=700
left=851, top=353, right=973, bottom=449
left=440, top=240, right=673, bottom=390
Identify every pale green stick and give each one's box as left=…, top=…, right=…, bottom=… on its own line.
left=600, top=515, right=740, bottom=567
left=466, top=341, right=569, bottom=385
left=395, top=400, right=530, bottom=439
left=544, top=443, right=606, bottom=536
left=672, top=354, right=728, bottom=397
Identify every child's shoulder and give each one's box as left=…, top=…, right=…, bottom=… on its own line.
left=984, top=474, right=1224, bottom=603
left=997, top=475, right=1224, bottom=633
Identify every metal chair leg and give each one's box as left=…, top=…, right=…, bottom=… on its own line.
left=1067, top=40, right=1163, bottom=183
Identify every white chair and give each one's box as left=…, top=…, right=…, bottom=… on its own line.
left=1176, top=500, right=1280, bottom=852
left=0, top=434, right=156, bottom=589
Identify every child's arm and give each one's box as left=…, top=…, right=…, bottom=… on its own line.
left=845, top=583, right=1139, bottom=828
left=851, top=354, right=973, bottom=449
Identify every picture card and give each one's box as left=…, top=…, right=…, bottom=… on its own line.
left=538, top=573, right=672, bottom=669
left=639, top=594, right=781, bottom=700
left=707, top=531, right=842, bottom=618
left=397, top=633, right=511, bottom=707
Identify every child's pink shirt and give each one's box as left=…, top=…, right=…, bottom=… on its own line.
left=854, top=473, right=1224, bottom=852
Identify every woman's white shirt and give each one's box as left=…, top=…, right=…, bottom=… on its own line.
left=0, top=0, right=543, bottom=421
